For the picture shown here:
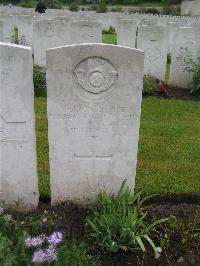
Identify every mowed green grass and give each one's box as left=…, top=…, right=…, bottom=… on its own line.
left=35, top=97, right=200, bottom=198
left=102, top=33, right=117, bottom=45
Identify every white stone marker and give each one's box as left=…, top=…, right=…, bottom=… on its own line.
left=0, top=14, right=15, bottom=43
left=0, top=43, right=39, bottom=211
left=46, top=43, right=144, bottom=205
left=17, top=15, right=33, bottom=48
left=0, top=21, right=3, bottom=41
left=33, top=20, right=71, bottom=66
left=117, top=19, right=137, bottom=48
left=137, top=25, right=168, bottom=81
left=170, top=27, right=200, bottom=88
left=70, top=21, right=102, bottom=44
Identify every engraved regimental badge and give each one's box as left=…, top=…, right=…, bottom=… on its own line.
left=73, top=57, right=118, bottom=102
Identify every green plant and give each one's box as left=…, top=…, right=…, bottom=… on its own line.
left=0, top=212, right=31, bottom=265
left=69, top=1, right=79, bottom=11
left=12, top=27, right=19, bottom=44
left=145, top=7, right=160, bottom=14
left=89, top=4, right=97, bottom=11
left=56, top=241, right=100, bottom=266
left=143, top=75, right=159, bottom=96
left=162, top=6, right=181, bottom=15
left=102, top=25, right=115, bottom=34
left=33, top=64, right=47, bottom=97
left=111, top=5, right=123, bottom=12
left=44, top=0, right=62, bottom=9
left=86, top=180, right=168, bottom=256
left=96, top=0, right=107, bottom=13
left=0, top=233, right=18, bottom=265
left=177, top=47, right=200, bottom=93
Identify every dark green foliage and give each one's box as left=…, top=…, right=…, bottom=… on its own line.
left=145, top=7, right=160, bottom=14
left=56, top=241, right=100, bottom=266
left=0, top=214, right=31, bottom=265
left=44, top=0, right=62, bottom=9
left=12, top=27, right=19, bottom=44
left=33, top=64, right=47, bottom=97
left=162, top=6, right=181, bottom=15
left=102, top=26, right=115, bottom=34
left=96, top=0, right=107, bottom=13
left=143, top=75, right=159, bottom=96
left=87, top=180, right=168, bottom=255
left=111, top=5, right=123, bottom=12
left=19, top=0, right=34, bottom=8
left=69, top=1, right=79, bottom=11
left=89, top=4, right=98, bottom=11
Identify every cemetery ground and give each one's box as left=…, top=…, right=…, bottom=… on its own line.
left=1, top=39, right=200, bottom=265
left=2, top=84, right=199, bottom=265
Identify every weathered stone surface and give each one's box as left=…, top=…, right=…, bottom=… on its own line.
left=0, top=21, right=3, bottom=41
left=117, top=19, right=137, bottom=48
left=70, top=21, right=102, bottom=44
left=170, top=27, right=200, bottom=88
left=16, top=15, right=33, bottom=48
left=33, top=19, right=71, bottom=66
left=46, top=43, right=144, bottom=205
left=137, top=25, right=168, bottom=81
left=0, top=14, right=14, bottom=43
left=0, top=42, right=39, bottom=211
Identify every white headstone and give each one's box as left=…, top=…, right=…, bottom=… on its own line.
left=17, top=15, right=33, bottom=48
left=117, top=19, right=137, bottom=48
left=70, top=21, right=102, bottom=44
left=170, top=27, right=200, bottom=88
left=46, top=43, right=144, bottom=205
left=0, top=14, right=15, bottom=43
left=0, top=42, right=39, bottom=211
left=191, top=0, right=200, bottom=15
left=137, top=25, right=168, bottom=81
left=0, top=21, right=3, bottom=41
left=33, top=19, right=71, bottom=66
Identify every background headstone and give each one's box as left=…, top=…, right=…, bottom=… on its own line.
left=46, top=43, right=144, bottom=205
left=33, top=19, right=71, bottom=66
left=0, top=14, right=15, bottom=43
left=0, top=42, right=39, bottom=211
left=0, top=21, right=3, bottom=41
left=70, top=21, right=102, bottom=44
left=117, top=19, right=137, bottom=48
left=137, top=25, right=168, bottom=81
left=170, top=27, right=200, bottom=88
left=16, top=15, right=33, bottom=48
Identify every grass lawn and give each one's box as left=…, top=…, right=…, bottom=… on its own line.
left=102, top=33, right=117, bottom=45
left=35, top=96, right=200, bottom=199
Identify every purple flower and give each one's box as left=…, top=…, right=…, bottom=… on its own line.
left=25, top=236, right=43, bottom=247
left=48, top=232, right=63, bottom=245
left=45, top=245, right=57, bottom=262
left=0, top=207, right=4, bottom=215
left=32, top=250, right=46, bottom=263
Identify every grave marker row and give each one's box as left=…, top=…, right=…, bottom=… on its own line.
left=0, top=42, right=144, bottom=210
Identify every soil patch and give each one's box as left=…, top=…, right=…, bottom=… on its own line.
left=156, top=86, right=200, bottom=101
left=19, top=201, right=200, bottom=266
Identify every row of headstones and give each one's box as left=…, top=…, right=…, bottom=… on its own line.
left=0, top=41, right=144, bottom=212
left=0, top=10, right=200, bottom=45
left=1, top=14, right=199, bottom=88
left=1, top=5, right=200, bottom=22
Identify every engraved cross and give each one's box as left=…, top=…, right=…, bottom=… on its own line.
left=74, top=152, right=112, bottom=161
left=0, top=116, right=26, bottom=192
